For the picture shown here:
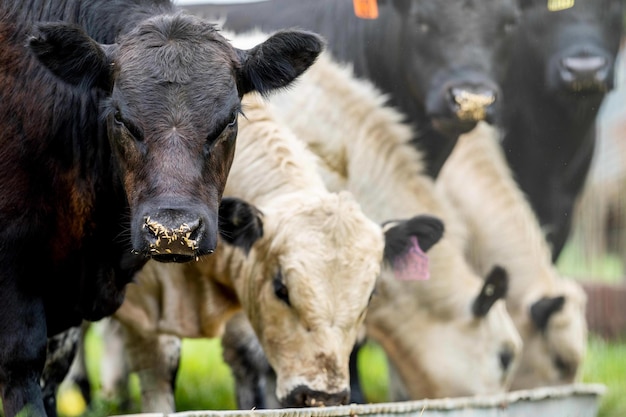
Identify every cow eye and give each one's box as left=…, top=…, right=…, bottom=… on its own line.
left=273, top=272, right=290, bottom=306
left=113, top=109, right=124, bottom=126
left=413, top=15, right=432, bottom=34
left=113, top=109, right=143, bottom=141
left=227, top=112, right=238, bottom=128
left=501, top=16, right=518, bottom=34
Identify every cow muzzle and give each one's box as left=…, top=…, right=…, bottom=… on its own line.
left=134, top=207, right=218, bottom=262
left=281, top=386, right=350, bottom=408
left=145, top=217, right=200, bottom=258
left=428, top=77, right=500, bottom=137
left=558, top=54, right=612, bottom=93
left=449, top=87, right=497, bottom=122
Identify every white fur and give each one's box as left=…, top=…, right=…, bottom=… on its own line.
left=264, top=51, right=523, bottom=399
left=437, top=123, right=588, bottom=389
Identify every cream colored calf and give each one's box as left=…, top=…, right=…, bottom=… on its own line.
left=437, top=123, right=588, bottom=390
left=264, top=51, right=523, bottom=400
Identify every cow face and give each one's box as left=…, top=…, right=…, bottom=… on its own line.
left=517, top=0, right=623, bottom=100
left=28, top=17, right=323, bottom=263
left=511, top=279, right=587, bottom=390
left=375, top=0, right=521, bottom=137
left=367, top=265, right=523, bottom=399
left=236, top=192, right=383, bottom=408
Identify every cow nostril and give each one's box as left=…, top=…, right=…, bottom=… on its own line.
left=499, top=349, right=514, bottom=371
left=185, top=218, right=203, bottom=241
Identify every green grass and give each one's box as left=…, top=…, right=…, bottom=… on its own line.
left=55, top=330, right=626, bottom=417
left=557, top=241, right=625, bottom=284
left=581, top=337, right=626, bottom=417
left=67, top=334, right=238, bottom=415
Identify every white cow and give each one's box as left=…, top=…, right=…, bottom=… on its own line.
left=437, top=123, right=588, bottom=390
left=245, top=49, right=524, bottom=401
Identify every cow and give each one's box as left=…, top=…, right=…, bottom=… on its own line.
left=180, top=0, right=522, bottom=178
left=218, top=47, right=523, bottom=404
left=499, top=0, right=624, bottom=260
left=84, top=92, right=412, bottom=413
left=437, top=122, right=588, bottom=390
left=39, top=197, right=263, bottom=417
left=0, top=0, right=322, bottom=415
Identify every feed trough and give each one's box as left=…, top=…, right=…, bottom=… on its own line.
left=114, top=383, right=606, bottom=417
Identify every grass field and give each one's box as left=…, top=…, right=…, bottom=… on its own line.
left=54, top=328, right=626, bottom=417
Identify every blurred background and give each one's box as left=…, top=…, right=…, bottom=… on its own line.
left=52, top=2, right=626, bottom=417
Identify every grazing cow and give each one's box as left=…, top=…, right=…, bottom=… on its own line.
left=0, top=0, right=322, bottom=415
left=96, top=92, right=405, bottom=412
left=220, top=48, right=522, bottom=404
left=499, top=0, right=624, bottom=260
left=181, top=0, right=522, bottom=178
left=437, top=122, right=588, bottom=390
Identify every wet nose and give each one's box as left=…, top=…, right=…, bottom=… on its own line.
left=559, top=55, right=610, bottom=88
left=448, top=85, right=498, bottom=122
left=142, top=211, right=209, bottom=259
left=282, top=386, right=350, bottom=408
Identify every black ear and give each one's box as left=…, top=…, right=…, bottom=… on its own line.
left=28, top=22, right=115, bottom=92
left=383, top=215, right=444, bottom=262
left=472, top=266, right=508, bottom=318
left=236, top=29, right=325, bottom=96
left=218, top=197, right=264, bottom=254
left=530, top=295, right=566, bottom=331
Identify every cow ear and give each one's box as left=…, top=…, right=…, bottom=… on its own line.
left=236, top=29, right=325, bottom=96
left=28, top=22, right=115, bottom=92
left=383, top=215, right=444, bottom=262
left=530, top=295, right=566, bottom=331
left=472, top=266, right=508, bottom=318
left=218, top=197, right=264, bottom=254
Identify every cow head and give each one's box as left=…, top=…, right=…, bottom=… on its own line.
left=27, top=16, right=323, bottom=263
left=234, top=191, right=383, bottom=408
left=510, top=278, right=588, bottom=390
left=367, top=263, right=523, bottom=399
left=373, top=0, right=521, bottom=137
left=516, top=0, right=623, bottom=100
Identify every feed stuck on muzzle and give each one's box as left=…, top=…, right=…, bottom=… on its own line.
left=144, top=216, right=200, bottom=256
left=451, top=88, right=496, bottom=121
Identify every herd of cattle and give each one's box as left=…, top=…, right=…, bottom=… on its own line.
left=0, top=0, right=622, bottom=416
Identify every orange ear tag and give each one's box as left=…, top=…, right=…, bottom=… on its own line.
left=353, top=0, right=379, bottom=19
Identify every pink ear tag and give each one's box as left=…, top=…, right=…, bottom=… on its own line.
left=393, top=236, right=430, bottom=281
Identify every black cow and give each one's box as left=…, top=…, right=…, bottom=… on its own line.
left=500, top=0, right=624, bottom=260
left=182, top=0, right=522, bottom=178
left=0, top=1, right=322, bottom=415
